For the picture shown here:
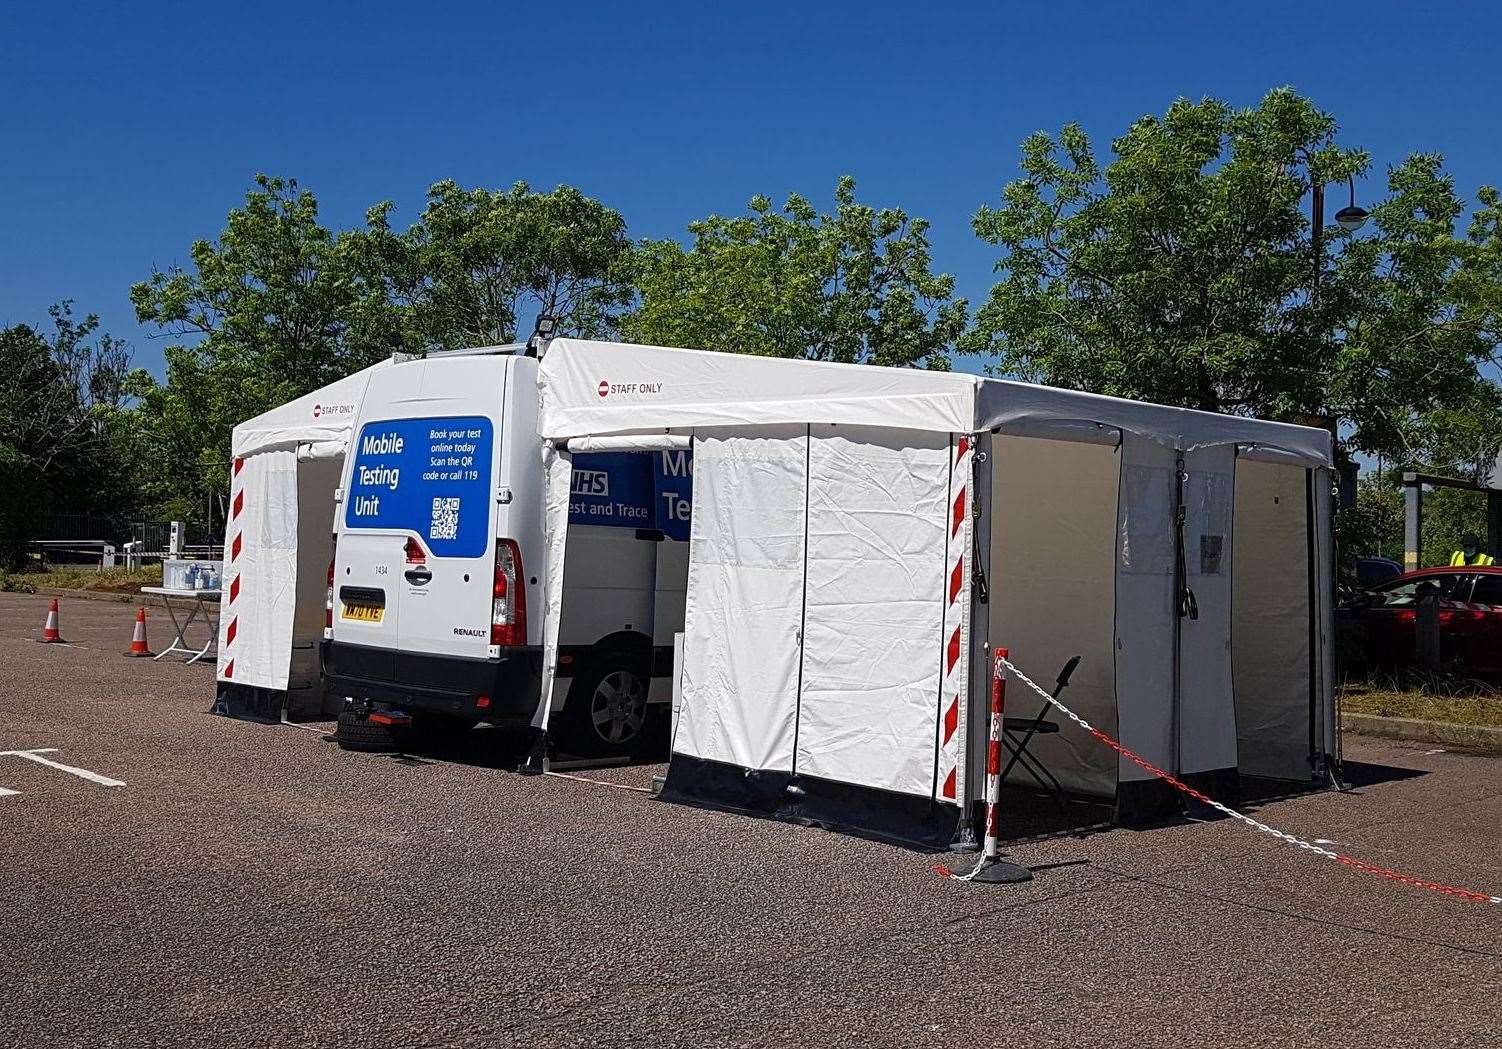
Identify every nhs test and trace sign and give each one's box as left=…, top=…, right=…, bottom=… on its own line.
left=344, top=416, right=493, bottom=558
left=570, top=450, right=692, bottom=541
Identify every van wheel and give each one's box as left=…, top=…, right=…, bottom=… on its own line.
left=558, top=655, right=650, bottom=758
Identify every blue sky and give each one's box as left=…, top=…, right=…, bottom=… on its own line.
left=2, top=0, right=1498, bottom=377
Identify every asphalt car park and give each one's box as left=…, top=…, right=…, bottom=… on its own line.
left=2, top=591, right=1500, bottom=1049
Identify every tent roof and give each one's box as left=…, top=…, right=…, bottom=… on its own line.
left=539, top=340, right=1333, bottom=467
left=976, top=379, right=1333, bottom=466
left=538, top=338, right=977, bottom=438
left=231, top=358, right=395, bottom=458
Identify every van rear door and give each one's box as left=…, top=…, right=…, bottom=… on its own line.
left=333, top=427, right=406, bottom=661
left=339, top=355, right=506, bottom=666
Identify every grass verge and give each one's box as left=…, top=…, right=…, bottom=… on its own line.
left=1340, top=673, right=1502, bottom=728
left=0, top=565, right=164, bottom=594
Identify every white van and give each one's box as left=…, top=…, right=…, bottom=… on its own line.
left=322, top=347, right=689, bottom=757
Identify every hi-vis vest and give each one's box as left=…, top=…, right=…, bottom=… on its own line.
left=1450, top=550, right=1497, bottom=567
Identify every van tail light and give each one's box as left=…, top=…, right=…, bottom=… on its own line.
left=492, top=539, right=527, bottom=647
left=326, top=535, right=337, bottom=627
left=405, top=536, right=426, bottom=564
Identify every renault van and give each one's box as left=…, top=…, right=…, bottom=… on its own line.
left=323, top=346, right=688, bottom=756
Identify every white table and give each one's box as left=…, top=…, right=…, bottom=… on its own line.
left=140, top=586, right=221, bottom=664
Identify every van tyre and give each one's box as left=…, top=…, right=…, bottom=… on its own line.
left=334, top=709, right=405, bottom=752
left=557, top=654, right=651, bottom=758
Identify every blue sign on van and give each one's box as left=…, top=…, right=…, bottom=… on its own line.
left=344, top=416, right=493, bottom=558
left=654, top=448, right=692, bottom=541
left=570, top=450, right=692, bottom=541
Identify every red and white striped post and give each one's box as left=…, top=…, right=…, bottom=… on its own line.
left=982, top=648, right=1008, bottom=856
left=965, top=648, right=1032, bottom=884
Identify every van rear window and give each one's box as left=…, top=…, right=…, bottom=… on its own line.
left=344, top=416, right=493, bottom=558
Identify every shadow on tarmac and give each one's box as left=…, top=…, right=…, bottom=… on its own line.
left=993, top=760, right=1428, bottom=846
left=355, top=713, right=673, bottom=774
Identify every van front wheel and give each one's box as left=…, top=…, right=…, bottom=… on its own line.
left=557, top=656, right=649, bottom=758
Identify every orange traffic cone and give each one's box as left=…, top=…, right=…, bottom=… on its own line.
left=125, top=606, right=154, bottom=657
left=39, top=598, right=64, bottom=643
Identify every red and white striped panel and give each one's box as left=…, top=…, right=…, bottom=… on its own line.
left=219, top=456, right=244, bottom=681
left=935, top=434, right=973, bottom=804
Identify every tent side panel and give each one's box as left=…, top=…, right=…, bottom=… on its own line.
left=216, top=449, right=300, bottom=690
left=671, top=427, right=809, bottom=774
left=937, top=433, right=972, bottom=808
left=1231, top=459, right=1314, bottom=781
left=965, top=433, right=994, bottom=812
left=1313, top=468, right=1338, bottom=771
left=989, top=435, right=1121, bottom=798
left=533, top=444, right=575, bottom=730
left=1114, top=435, right=1179, bottom=816
left=1177, top=445, right=1238, bottom=784
left=794, top=426, right=950, bottom=798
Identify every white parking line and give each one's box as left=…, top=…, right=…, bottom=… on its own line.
left=0, top=748, right=126, bottom=789
left=0, top=786, right=17, bottom=797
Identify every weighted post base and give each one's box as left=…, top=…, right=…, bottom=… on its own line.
left=969, top=857, right=1033, bottom=884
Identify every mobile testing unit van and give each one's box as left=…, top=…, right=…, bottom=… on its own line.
left=320, top=346, right=691, bottom=757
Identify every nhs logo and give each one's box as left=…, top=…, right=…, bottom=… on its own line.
left=571, top=469, right=610, bottom=497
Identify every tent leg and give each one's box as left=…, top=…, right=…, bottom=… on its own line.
left=950, top=807, right=981, bottom=853
left=1317, top=752, right=1350, bottom=792
left=518, top=728, right=549, bottom=776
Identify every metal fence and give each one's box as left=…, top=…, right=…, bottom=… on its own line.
left=36, top=513, right=223, bottom=563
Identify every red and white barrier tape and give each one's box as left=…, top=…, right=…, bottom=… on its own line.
left=544, top=770, right=653, bottom=794
left=994, top=656, right=1501, bottom=905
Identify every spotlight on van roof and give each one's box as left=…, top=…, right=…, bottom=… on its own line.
left=526, top=315, right=558, bottom=357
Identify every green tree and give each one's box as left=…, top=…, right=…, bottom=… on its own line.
left=625, top=176, right=967, bottom=368
left=967, top=89, right=1502, bottom=472
left=0, top=303, right=131, bottom=566
left=346, top=180, right=634, bottom=351
left=129, top=175, right=399, bottom=518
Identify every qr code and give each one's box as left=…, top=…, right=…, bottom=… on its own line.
left=430, top=497, right=460, bottom=540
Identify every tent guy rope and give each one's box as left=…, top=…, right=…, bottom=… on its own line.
left=986, top=656, right=1501, bottom=905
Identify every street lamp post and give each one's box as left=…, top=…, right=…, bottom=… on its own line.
left=1311, top=175, right=1369, bottom=295
left=1334, top=177, right=1371, bottom=231
left=1310, top=174, right=1368, bottom=512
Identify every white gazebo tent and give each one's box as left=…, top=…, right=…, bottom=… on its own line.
left=213, top=359, right=394, bottom=716
left=535, top=339, right=1338, bottom=847
left=974, top=380, right=1337, bottom=822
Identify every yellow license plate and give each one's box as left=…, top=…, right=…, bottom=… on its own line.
left=341, top=602, right=384, bottom=623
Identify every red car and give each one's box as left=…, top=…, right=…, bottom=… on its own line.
left=1341, top=566, right=1502, bottom=677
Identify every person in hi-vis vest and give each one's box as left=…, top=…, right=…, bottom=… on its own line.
left=1450, top=534, right=1496, bottom=567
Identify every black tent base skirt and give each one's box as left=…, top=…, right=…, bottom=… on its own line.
left=660, top=755, right=961, bottom=853
left=211, top=684, right=285, bottom=724
left=213, top=683, right=330, bottom=724
left=1116, top=766, right=1241, bottom=826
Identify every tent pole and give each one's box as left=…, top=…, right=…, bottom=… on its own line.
left=1172, top=453, right=1186, bottom=781
left=953, top=434, right=990, bottom=851
left=1306, top=470, right=1320, bottom=780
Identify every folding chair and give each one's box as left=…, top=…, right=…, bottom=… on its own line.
left=999, top=655, right=1081, bottom=813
